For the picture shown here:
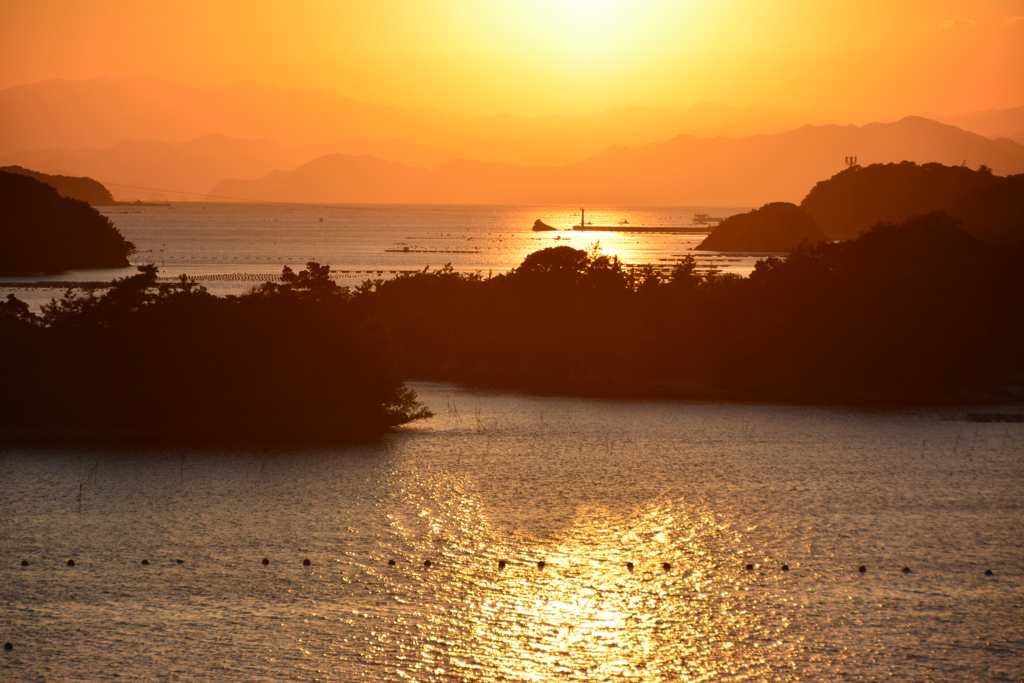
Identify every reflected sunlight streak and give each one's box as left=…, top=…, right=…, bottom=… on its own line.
left=354, top=468, right=776, bottom=682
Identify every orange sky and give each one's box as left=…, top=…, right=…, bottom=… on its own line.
left=0, top=0, right=1021, bottom=117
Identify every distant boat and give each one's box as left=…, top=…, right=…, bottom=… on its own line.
left=573, top=207, right=710, bottom=233
left=384, top=242, right=480, bottom=254
left=693, top=212, right=727, bottom=225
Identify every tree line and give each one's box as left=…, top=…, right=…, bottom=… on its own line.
left=2, top=210, right=1021, bottom=444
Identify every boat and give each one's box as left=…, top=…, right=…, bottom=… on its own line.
left=384, top=242, right=481, bottom=254
left=693, top=212, right=727, bottom=225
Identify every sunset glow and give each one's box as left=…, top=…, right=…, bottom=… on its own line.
left=0, top=0, right=1020, bottom=116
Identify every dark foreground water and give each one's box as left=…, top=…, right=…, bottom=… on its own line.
left=1, top=383, right=1022, bottom=682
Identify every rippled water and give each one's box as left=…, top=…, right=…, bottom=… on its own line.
left=2, top=384, right=1022, bottom=681
left=1, top=203, right=757, bottom=309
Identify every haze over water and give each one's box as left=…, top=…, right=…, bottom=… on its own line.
left=2, top=384, right=1022, bottom=681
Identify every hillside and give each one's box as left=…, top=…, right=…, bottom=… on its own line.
left=801, top=162, right=1024, bottom=244
left=0, top=165, right=117, bottom=205
left=696, top=203, right=824, bottom=252
left=211, top=117, right=1024, bottom=206
left=0, top=171, right=134, bottom=274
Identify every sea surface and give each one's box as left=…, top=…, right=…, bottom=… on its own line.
left=2, top=383, right=1022, bottom=682
left=1, top=203, right=756, bottom=309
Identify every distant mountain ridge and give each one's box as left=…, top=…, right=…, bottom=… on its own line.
left=0, top=76, right=872, bottom=155
left=0, top=130, right=680, bottom=200
left=930, top=105, right=1024, bottom=145
left=211, top=117, right=1024, bottom=206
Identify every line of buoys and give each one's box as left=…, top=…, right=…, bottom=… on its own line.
left=8, top=557, right=1001, bottom=576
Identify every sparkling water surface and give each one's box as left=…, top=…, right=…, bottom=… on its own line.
left=1, top=203, right=755, bottom=309
left=2, top=383, right=1022, bottom=682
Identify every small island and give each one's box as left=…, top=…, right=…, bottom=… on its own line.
left=696, top=202, right=824, bottom=253
left=0, top=170, right=135, bottom=274
left=532, top=219, right=557, bottom=231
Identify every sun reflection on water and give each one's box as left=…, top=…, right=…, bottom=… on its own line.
left=355, top=470, right=777, bottom=681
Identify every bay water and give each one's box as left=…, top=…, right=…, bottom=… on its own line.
left=1, top=383, right=1022, bottom=682
left=1, top=204, right=1022, bottom=681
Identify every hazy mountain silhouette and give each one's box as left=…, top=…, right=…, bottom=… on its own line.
left=0, top=131, right=672, bottom=201
left=211, top=117, right=1024, bottom=206
left=0, top=77, right=871, bottom=155
left=928, top=105, right=1024, bottom=144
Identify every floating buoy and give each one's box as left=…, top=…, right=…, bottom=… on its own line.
left=781, top=564, right=789, bottom=571
left=985, top=569, right=993, bottom=576
left=302, top=559, right=311, bottom=567
left=4, top=642, right=11, bottom=651
left=858, top=565, right=867, bottom=573
left=902, top=567, right=911, bottom=574
left=537, top=560, right=546, bottom=570
left=745, top=563, right=754, bottom=571
left=498, top=560, right=506, bottom=569
left=20, top=560, right=28, bottom=567
left=388, top=559, right=396, bottom=566
left=662, top=562, right=672, bottom=572
left=262, top=558, right=270, bottom=566
left=141, top=559, right=149, bottom=566
left=626, top=562, right=634, bottom=572
left=176, top=559, right=184, bottom=564
left=424, top=560, right=432, bottom=568
left=67, top=559, right=75, bottom=567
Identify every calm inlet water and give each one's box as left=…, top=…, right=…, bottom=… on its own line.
left=1, top=203, right=756, bottom=309
left=2, top=384, right=1022, bottom=681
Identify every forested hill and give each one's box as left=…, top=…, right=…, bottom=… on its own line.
left=0, top=165, right=118, bottom=205
left=801, top=162, right=1024, bottom=244
left=0, top=170, right=134, bottom=274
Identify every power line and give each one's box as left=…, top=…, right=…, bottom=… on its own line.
left=100, top=181, right=351, bottom=210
